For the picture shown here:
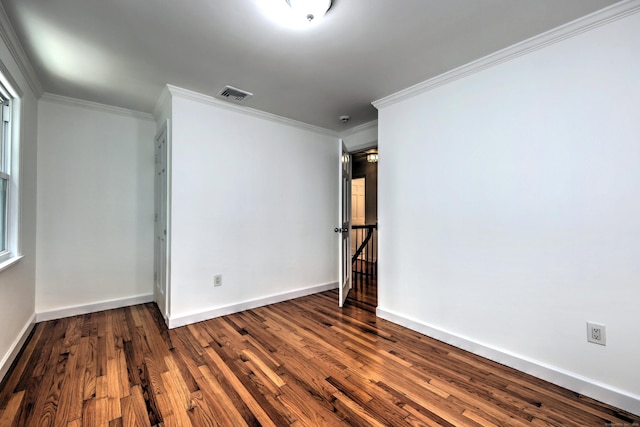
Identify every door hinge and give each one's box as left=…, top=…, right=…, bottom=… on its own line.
left=154, top=213, right=158, bottom=222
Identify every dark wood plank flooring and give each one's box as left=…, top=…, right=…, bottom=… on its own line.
left=348, top=261, right=377, bottom=311
left=1, top=290, right=638, bottom=426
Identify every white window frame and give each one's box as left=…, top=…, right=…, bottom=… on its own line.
left=0, top=98, right=9, bottom=258
left=0, top=65, right=21, bottom=270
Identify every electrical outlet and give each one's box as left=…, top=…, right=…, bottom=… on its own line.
left=587, top=322, right=606, bottom=346
left=214, top=274, right=222, bottom=287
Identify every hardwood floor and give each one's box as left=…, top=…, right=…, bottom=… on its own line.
left=1, top=291, right=638, bottom=426
left=348, top=261, right=377, bottom=311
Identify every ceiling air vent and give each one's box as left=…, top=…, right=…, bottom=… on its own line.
left=217, top=85, right=253, bottom=102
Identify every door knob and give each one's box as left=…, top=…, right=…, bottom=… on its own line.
left=334, top=228, right=341, bottom=233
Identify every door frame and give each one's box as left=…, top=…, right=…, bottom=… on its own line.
left=340, top=143, right=379, bottom=308
left=154, top=119, right=172, bottom=323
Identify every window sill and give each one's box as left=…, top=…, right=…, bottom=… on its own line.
left=0, top=255, right=24, bottom=273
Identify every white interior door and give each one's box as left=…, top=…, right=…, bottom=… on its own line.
left=337, top=139, right=352, bottom=307
left=351, top=177, right=365, bottom=258
left=154, top=120, right=170, bottom=321
left=351, top=178, right=365, bottom=225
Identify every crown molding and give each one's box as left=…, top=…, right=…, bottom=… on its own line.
left=165, top=84, right=339, bottom=138
left=373, top=0, right=640, bottom=110
left=40, top=93, right=155, bottom=121
left=0, top=2, right=43, bottom=98
left=339, top=120, right=378, bottom=138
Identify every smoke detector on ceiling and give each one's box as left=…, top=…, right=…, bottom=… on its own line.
left=217, top=85, right=253, bottom=102
left=339, top=115, right=350, bottom=123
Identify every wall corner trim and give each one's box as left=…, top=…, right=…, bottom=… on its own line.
left=372, top=0, right=640, bottom=110
left=168, top=282, right=339, bottom=329
left=376, top=307, right=640, bottom=417
left=40, top=93, right=155, bottom=121
left=165, top=84, right=339, bottom=138
left=0, top=313, right=36, bottom=384
left=153, top=85, right=171, bottom=121
left=35, top=294, right=155, bottom=323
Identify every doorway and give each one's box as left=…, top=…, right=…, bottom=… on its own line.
left=346, top=148, right=378, bottom=311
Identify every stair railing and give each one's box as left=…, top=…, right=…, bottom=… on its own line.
left=351, top=224, right=377, bottom=289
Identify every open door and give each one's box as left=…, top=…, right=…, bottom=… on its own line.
left=154, top=120, right=170, bottom=323
left=337, top=139, right=352, bottom=307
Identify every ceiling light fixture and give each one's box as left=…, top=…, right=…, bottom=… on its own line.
left=286, top=0, right=332, bottom=22
left=367, top=153, right=379, bottom=163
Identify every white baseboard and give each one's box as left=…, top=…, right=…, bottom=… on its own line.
left=36, top=293, right=155, bottom=322
left=376, top=307, right=640, bottom=417
left=0, top=313, right=36, bottom=383
left=169, top=282, right=338, bottom=329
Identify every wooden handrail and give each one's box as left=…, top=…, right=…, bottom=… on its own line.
left=352, top=224, right=376, bottom=230
left=352, top=224, right=377, bottom=264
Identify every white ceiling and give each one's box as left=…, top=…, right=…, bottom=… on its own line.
left=1, top=0, right=619, bottom=131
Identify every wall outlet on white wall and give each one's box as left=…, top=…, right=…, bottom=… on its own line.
left=587, top=322, right=606, bottom=346
left=214, top=274, right=222, bottom=287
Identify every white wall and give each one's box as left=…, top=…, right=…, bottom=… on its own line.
left=377, top=10, right=640, bottom=412
left=36, top=98, right=156, bottom=314
left=0, top=18, right=38, bottom=380
left=168, top=93, right=338, bottom=322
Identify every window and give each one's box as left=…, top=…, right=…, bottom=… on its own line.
left=0, top=95, right=10, bottom=256
left=0, top=69, right=18, bottom=266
